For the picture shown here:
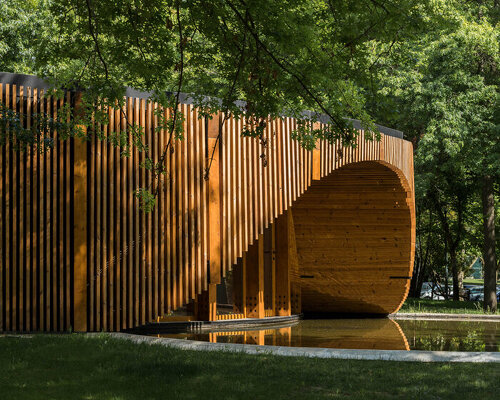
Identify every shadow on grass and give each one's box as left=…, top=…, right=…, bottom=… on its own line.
left=0, top=334, right=498, bottom=400
left=400, top=298, right=489, bottom=314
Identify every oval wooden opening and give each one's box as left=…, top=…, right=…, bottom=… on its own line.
left=293, top=161, right=415, bottom=315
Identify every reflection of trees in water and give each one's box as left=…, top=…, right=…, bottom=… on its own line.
left=483, top=329, right=500, bottom=352
left=161, top=319, right=500, bottom=352
left=398, top=319, right=500, bottom=352
left=412, top=331, right=485, bottom=352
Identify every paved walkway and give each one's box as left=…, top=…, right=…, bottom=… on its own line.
left=393, top=313, right=500, bottom=322
left=99, top=332, right=500, bottom=363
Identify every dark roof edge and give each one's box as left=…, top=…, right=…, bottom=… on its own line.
left=0, top=72, right=403, bottom=139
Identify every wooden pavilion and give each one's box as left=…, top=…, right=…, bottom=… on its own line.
left=0, top=73, right=415, bottom=332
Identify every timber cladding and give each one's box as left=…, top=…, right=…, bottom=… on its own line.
left=0, top=83, right=73, bottom=332
left=0, top=76, right=415, bottom=332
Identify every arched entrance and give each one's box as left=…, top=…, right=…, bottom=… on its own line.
left=292, top=161, right=415, bottom=315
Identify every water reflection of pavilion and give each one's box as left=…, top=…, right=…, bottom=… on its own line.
left=162, top=318, right=410, bottom=351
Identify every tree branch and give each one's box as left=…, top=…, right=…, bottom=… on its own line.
left=225, top=0, right=347, bottom=133
left=85, top=0, right=109, bottom=80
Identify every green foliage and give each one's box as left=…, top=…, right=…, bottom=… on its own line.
left=0, top=92, right=81, bottom=152
left=365, top=0, right=499, bottom=289
left=37, top=0, right=413, bottom=138
left=1, top=0, right=433, bottom=208
left=0, top=0, right=51, bottom=74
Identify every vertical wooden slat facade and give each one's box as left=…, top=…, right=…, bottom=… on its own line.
left=1, top=84, right=73, bottom=332
left=0, top=76, right=415, bottom=332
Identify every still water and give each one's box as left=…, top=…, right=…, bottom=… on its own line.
left=158, top=319, right=500, bottom=352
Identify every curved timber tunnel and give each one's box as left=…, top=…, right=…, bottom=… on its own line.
left=228, top=160, right=415, bottom=319
left=292, top=161, right=414, bottom=315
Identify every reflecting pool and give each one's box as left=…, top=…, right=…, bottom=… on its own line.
left=156, top=318, right=500, bottom=352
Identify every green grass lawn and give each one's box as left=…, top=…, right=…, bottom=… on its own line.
left=0, top=334, right=499, bottom=400
left=399, top=298, right=497, bottom=314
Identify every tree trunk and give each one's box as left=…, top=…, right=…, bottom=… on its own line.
left=450, top=247, right=460, bottom=301
left=482, top=175, right=497, bottom=313
left=458, top=270, right=464, bottom=300
left=409, top=256, right=424, bottom=297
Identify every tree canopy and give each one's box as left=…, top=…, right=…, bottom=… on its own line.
left=3, top=1, right=430, bottom=144
left=0, top=0, right=498, bottom=308
left=366, top=0, right=499, bottom=307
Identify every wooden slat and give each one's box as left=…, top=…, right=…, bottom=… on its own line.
left=230, top=116, right=237, bottom=266
left=133, top=98, right=140, bottom=324
left=192, top=108, right=199, bottom=295
left=139, top=99, right=146, bottom=322
left=65, top=92, right=71, bottom=330
left=245, top=234, right=264, bottom=318
left=276, top=119, right=283, bottom=215
left=95, top=103, right=102, bottom=331
left=121, top=100, right=128, bottom=329
left=293, top=118, right=298, bottom=201
left=73, top=93, right=88, bottom=331
left=50, top=94, right=57, bottom=331
left=246, top=119, right=254, bottom=245
left=39, top=89, right=45, bottom=331
left=242, top=119, right=249, bottom=251
left=89, top=103, right=96, bottom=332
left=115, top=103, right=122, bottom=329
left=11, top=85, right=18, bottom=331
left=200, top=112, right=208, bottom=291
left=225, top=114, right=232, bottom=272
left=262, top=118, right=269, bottom=229
left=254, top=122, right=261, bottom=235
left=102, top=104, right=109, bottom=331
left=159, top=104, right=165, bottom=314
left=108, top=102, right=116, bottom=329
left=25, top=87, right=32, bottom=331
left=285, top=118, right=292, bottom=209
left=275, top=211, right=291, bottom=316
left=187, top=105, right=195, bottom=297
left=6, top=84, right=12, bottom=331
left=0, top=84, right=4, bottom=331
left=207, top=115, right=221, bottom=286
left=170, top=108, right=178, bottom=310
left=181, top=105, right=189, bottom=304
left=175, top=106, right=183, bottom=308
left=164, top=108, right=172, bottom=307
left=56, top=96, right=64, bottom=331
left=235, top=117, right=243, bottom=258
left=19, top=86, right=25, bottom=332
left=271, top=119, right=278, bottom=219
left=257, top=122, right=264, bottom=235
left=45, top=91, right=51, bottom=330
left=151, top=102, right=158, bottom=320
left=30, top=88, right=37, bottom=330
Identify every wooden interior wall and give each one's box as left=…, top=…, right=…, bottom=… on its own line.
left=293, top=161, right=414, bottom=315
left=1, top=79, right=414, bottom=332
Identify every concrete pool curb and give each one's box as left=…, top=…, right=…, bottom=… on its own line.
left=392, top=313, right=500, bottom=322
left=94, top=332, right=500, bottom=363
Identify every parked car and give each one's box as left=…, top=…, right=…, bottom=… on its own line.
left=421, top=290, right=447, bottom=300
left=468, top=287, right=500, bottom=302
left=469, top=287, right=483, bottom=301
left=420, top=283, right=451, bottom=300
